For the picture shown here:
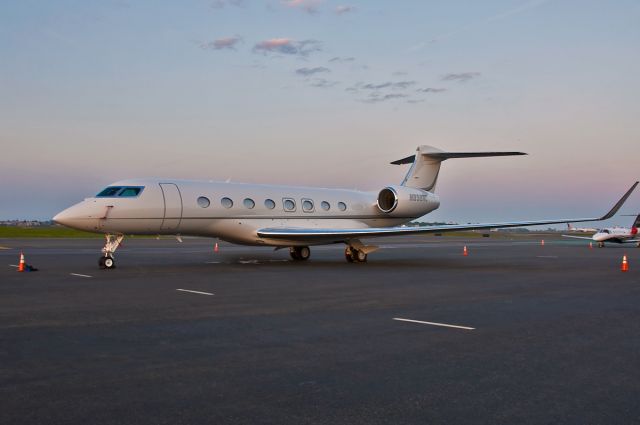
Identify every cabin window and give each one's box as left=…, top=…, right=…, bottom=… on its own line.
left=221, top=197, right=233, bottom=208
left=96, top=186, right=144, bottom=197
left=243, top=198, right=255, bottom=209
left=338, top=202, right=347, bottom=211
left=283, top=198, right=296, bottom=212
left=302, top=199, right=314, bottom=212
left=197, top=196, right=210, bottom=208
left=264, top=199, right=276, bottom=209
left=118, top=187, right=143, bottom=197
left=96, top=187, right=123, bottom=197
left=320, top=201, right=330, bottom=211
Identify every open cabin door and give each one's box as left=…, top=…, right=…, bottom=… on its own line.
left=159, top=183, right=183, bottom=231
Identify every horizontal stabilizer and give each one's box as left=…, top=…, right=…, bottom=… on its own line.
left=391, top=151, right=526, bottom=165
left=391, top=145, right=526, bottom=191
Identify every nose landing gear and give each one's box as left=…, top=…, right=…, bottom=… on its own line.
left=99, top=234, right=124, bottom=269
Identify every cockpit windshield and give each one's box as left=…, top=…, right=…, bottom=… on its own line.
left=599, top=229, right=610, bottom=234
left=96, top=186, right=144, bottom=197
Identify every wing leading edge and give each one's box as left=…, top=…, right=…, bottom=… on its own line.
left=257, top=182, right=639, bottom=242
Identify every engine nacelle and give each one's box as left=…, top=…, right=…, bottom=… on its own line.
left=376, top=186, right=440, bottom=217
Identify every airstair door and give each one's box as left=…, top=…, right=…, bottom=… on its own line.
left=159, top=183, right=182, bottom=231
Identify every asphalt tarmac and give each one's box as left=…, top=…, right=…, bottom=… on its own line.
left=1, top=236, right=639, bottom=425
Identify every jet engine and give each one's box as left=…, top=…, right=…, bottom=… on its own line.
left=376, top=185, right=440, bottom=217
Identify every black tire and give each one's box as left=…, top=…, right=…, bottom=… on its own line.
left=289, top=249, right=300, bottom=260
left=290, top=246, right=310, bottom=261
left=298, top=246, right=310, bottom=260
left=102, top=255, right=116, bottom=269
left=345, top=248, right=354, bottom=263
left=99, top=256, right=106, bottom=269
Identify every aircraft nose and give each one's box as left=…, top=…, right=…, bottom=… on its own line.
left=53, top=202, right=95, bottom=230
left=53, top=207, right=77, bottom=227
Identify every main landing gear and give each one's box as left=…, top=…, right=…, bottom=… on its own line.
left=290, top=246, right=311, bottom=261
left=598, top=242, right=605, bottom=248
left=99, top=234, right=124, bottom=269
left=345, top=246, right=367, bottom=263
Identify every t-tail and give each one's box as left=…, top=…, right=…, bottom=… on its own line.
left=391, top=145, right=526, bottom=191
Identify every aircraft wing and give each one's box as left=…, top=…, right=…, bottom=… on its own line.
left=561, top=235, right=594, bottom=240
left=257, top=182, right=638, bottom=242
left=621, top=239, right=640, bottom=244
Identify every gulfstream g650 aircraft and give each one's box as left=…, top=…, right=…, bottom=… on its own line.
left=53, top=145, right=638, bottom=269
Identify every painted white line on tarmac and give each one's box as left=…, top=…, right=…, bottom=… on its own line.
left=205, top=261, right=221, bottom=264
left=9, top=264, right=18, bottom=268
left=536, top=255, right=558, bottom=258
left=70, top=273, right=92, bottom=278
left=176, top=289, right=214, bottom=296
left=393, top=317, right=475, bottom=330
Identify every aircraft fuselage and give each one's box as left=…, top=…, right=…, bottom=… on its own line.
left=54, top=179, right=441, bottom=246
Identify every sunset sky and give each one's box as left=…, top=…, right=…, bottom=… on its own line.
left=1, top=0, right=639, bottom=225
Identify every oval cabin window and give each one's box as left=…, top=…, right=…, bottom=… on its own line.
left=221, top=197, right=233, bottom=208
left=197, top=196, right=210, bottom=208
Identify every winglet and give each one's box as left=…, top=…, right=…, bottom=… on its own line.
left=598, top=181, right=639, bottom=220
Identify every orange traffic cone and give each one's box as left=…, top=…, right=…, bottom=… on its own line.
left=541, top=239, right=545, bottom=246
left=17, top=252, right=25, bottom=272
left=621, top=255, right=629, bottom=272
left=214, top=242, right=219, bottom=253
left=463, top=246, right=468, bottom=256
left=589, top=242, right=593, bottom=249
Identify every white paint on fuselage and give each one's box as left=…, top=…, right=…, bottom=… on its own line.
left=54, top=179, right=440, bottom=246
left=592, top=227, right=635, bottom=243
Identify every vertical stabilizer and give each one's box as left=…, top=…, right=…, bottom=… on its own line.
left=390, top=145, right=526, bottom=192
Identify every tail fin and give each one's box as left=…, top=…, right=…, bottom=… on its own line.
left=632, top=214, right=640, bottom=232
left=391, top=145, right=526, bottom=191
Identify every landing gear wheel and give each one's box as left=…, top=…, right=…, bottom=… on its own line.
left=99, top=255, right=116, bottom=269
left=345, top=247, right=367, bottom=263
left=345, top=247, right=354, bottom=263
left=598, top=242, right=605, bottom=248
left=290, top=246, right=310, bottom=261
left=355, top=250, right=367, bottom=262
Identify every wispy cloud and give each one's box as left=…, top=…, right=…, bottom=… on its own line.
left=441, top=72, right=480, bottom=82
left=360, top=81, right=417, bottom=90
left=410, top=0, right=551, bottom=50
left=282, top=0, right=323, bottom=14
left=295, top=66, right=330, bottom=76
left=253, top=38, right=322, bottom=56
left=329, top=56, right=355, bottom=63
left=211, top=0, right=244, bottom=9
left=308, top=78, right=339, bottom=88
left=200, top=36, right=242, bottom=50
left=361, top=93, right=408, bottom=103
left=335, top=5, right=355, bottom=15
left=416, top=87, right=447, bottom=93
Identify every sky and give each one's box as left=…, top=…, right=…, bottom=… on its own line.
left=1, top=0, right=639, bottom=226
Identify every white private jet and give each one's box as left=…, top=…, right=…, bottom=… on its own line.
left=53, top=145, right=638, bottom=269
left=562, top=214, right=640, bottom=247
left=566, top=223, right=598, bottom=233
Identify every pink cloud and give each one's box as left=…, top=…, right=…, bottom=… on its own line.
left=282, top=0, right=322, bottom=14
left=200, top=36, right=242, bottom=50
left=253, top=38, right=321, bottom=56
